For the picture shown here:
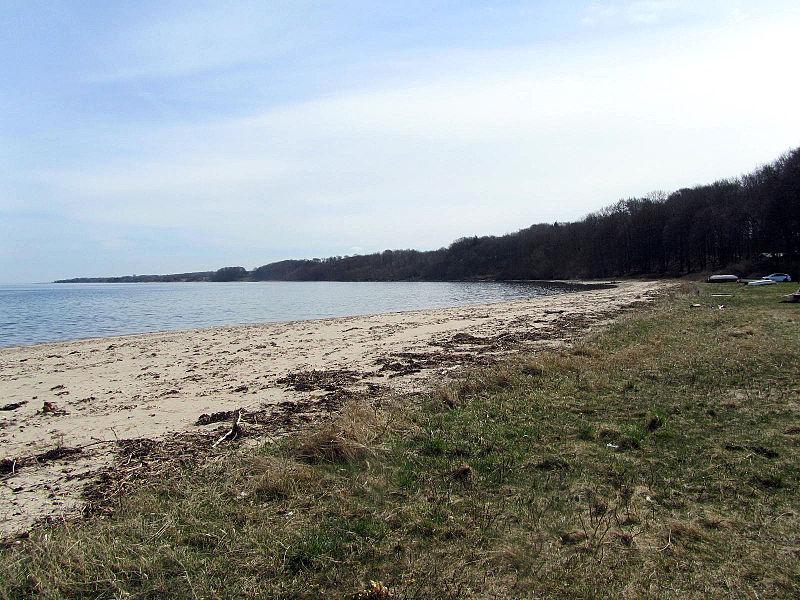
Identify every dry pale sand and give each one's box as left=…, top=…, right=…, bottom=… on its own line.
left=0, top=280, right=667, bottom=537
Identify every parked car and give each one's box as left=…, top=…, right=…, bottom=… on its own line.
left=761, top=273, right=792, bottom=282
left=707, top=274, right=739, bottom=283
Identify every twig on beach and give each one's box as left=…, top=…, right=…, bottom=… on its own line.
left=212, top=410, right=243, bottom=448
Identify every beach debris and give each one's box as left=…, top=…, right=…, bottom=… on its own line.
left=35, top=446, right=82, bottom=463
left=82, top=437, right=203, bottom=515
left=40, top=401, right=66, bottom=415
left=1, top=446, right=82, bottom=478
left=0, top=400, right=27, bottom=411
left=358, top=581, right=393, bottom=599
left=85, top=394, right=357, bottom=514
left=1, top=457, right=17, bottom=475
left=212, top=410, right=244, bottom=447
left=196, top=410, right=238, bottom=426
left=432, top=328, right=555, bottom=352
left=277, top=369, right=362, bottom=392
left=366, top=382, right=390, bottom=396
left=449, top=332, right=493, bottom=345
left=377, top=351, right=470, bottom=377
left=691, top=303, right=702, bottom=308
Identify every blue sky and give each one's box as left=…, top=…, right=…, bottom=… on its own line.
left=2, top=1, right=799, bottom=282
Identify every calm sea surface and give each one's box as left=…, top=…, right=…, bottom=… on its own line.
left=0, top=281, right=588, bottom=348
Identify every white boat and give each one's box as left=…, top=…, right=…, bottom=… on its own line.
left=707, top=274, right=739, bottom=283
left=747, top=279, right=776, bottom=286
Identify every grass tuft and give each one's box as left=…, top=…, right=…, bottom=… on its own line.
left=294, top=400, right=386, bottom=464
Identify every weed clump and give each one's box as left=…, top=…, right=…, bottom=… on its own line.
left=577, top=422, right=596, bottom=441
left=247, top=457, right=317, bottom=501
left=294, top=401, right=385, bottom=464
left=435, top=384, right=462, bottom=409
left=451, top=462, right=474, bottom=483
left=645, top=411, right=666, bottom=432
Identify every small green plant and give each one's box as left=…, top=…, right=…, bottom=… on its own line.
left=578, top=422, right=596, bottom=441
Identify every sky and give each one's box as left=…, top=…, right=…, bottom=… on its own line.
left=2, top=1, right=800, bottom=282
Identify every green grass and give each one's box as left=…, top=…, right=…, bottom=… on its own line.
left=2, top=282, right=799, bottom=599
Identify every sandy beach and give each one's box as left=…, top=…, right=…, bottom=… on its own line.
left=1, top=280, right=666, bottom=537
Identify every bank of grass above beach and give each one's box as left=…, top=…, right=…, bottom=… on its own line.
left=2, top=282, right=799, bottom=599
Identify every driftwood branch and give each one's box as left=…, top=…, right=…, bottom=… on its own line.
left=212, top=410, right=243, bottom=448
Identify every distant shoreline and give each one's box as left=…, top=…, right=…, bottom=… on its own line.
left=53, top=277, right=617, bottom=287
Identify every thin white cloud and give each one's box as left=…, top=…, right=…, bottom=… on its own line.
left=625, top=1, right=680, bottom=24
left=47, top=156, right=291, bottom=196
left=580, top=0, right=735, bottom=27
left=581, top=2, right=622, bottom=26
left=21, top=8, right=800, bottom=267
left=88, top=1, right=323, bottom=81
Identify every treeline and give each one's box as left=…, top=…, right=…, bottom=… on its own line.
left=55, top=271, right=213, bottom=283
left=251, top=147, right=800, bottom=281
left=56, top=147, right=799, bottom=283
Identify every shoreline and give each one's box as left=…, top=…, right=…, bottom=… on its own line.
left=1, top=280, right=667, bottom=537
left=49, top=278, right=621, bottom=285
left=0, top=280, right=615, bottom=352
left=0, top=280, right=614, bottom=351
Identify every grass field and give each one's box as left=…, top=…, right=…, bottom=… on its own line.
left=2, top=282, right=799, bottom=599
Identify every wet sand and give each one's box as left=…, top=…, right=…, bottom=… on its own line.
left=0, top=280, right=667, bottom=537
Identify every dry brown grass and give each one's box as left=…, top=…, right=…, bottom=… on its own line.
left=294, top=400, right=388, bottom=464
left=434, top=383, right=462, bottom=409
left=675, top=280, right=701, bottom=296
left=245, top=456, right=318, bottom=501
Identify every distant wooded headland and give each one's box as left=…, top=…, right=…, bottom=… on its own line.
left=56, top=147, right=800, bottom=283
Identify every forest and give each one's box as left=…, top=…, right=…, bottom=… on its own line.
left=57, top=147, right=799, bottom=283
left=250, top=147, right=800, bottom=281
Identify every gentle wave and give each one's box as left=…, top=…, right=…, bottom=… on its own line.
left=0, top=281, right=592, bottom=348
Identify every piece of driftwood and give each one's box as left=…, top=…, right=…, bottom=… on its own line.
left=212, top=410, right=243, bottom=447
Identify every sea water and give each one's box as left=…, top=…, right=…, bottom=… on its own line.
left=0, top=281, right=595, bottom=347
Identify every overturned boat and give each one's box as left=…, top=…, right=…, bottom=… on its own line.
left=707, top=274, right=739, bottom=283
